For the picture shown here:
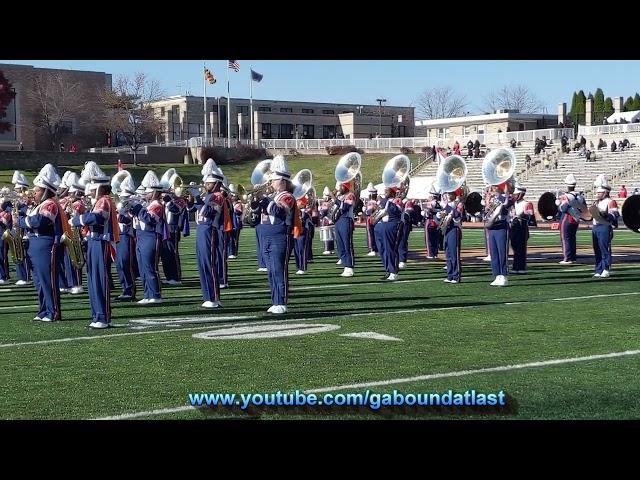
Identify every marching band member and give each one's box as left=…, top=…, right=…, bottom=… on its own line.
left=227, top=184, right=243, bottom=259
left=114, top=173, right=138, bottom=301
left=333, top=180, right=356, bottom=277
left=306, top=195, right=315, bottom=264
left=481, top=186, right=492, bottom=262
left=131, top=170, right=166, bottom=304
left=256, top=155, right=301, bottom=314
left=558, top=173, right=580, bottom=265
left=374, top=186, right=403, bottom=281
left=423, top=185, right=442, bottom=259
left=56, top=174, right=73, bottom=294
left=591, top=176, right=619, bottom=278
left=364, top=183, right=379, bottom=256
left=486, top=183, right=514, bottom=287
left=319, top=186, right=335, bottom=255
left=0, top=194, right=11, bottom=284
left=398, top=191, right=415, bottom=269
left=217, top=178, right=234, bottom=288
left=440, top=189, right=464, bottom=283
left=18, top=164, right=64, bottom=322
left=60, top=173, right=86, bottom=294
left=70, top=168, right=119, bottom=329
left=11, top=171, right=33, bottom=286
left=510, top=183, right=535, bottom=274
left=293, top=195, right=312, bottom=275
left=194, top=159, right=226, bottom=308
left=160, top=173, right=189, bottom=286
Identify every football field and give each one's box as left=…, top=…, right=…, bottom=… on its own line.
left=1, top=227, right=639, bottom=420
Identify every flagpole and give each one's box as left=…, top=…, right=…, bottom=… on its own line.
left=203, top=61, right=208, bottom=145
left=227, top=63, right=231, bottom=147
left=250, top=65, right=254, bottom=144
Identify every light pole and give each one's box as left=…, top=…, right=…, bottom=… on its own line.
left=376, top=98, right=386, bottom=137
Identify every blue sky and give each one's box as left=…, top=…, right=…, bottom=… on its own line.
left=3, top=60, right=639, bottom=117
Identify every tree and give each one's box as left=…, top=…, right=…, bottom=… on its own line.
left=483, top=85, right=543, bottom=114
left=0, top=70, right=17, bottom=134
left=623, top=96, right=635, bottom=112
left=593, top=88, right=605, bottom=125
left=575, top=90, right=587, bottom=125
left=414, top=86, right=468, bottom=119
left=568, top=91, right=578, bottom=126
left=633, top=93, right=640, bottom=111
left=99, top=73, right=164, bottom=166
left=26, top=72, right=91, bottom=150
left=604, top=97, right=614, bottom=122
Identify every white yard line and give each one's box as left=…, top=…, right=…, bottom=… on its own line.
left=95, top=349, right=640, bottom=420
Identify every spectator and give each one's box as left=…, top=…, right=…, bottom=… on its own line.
left=619, top=140, right=625, bottom=152
left=525, top=154, right=531, bottom=169
left=18, top=142, right=24, bottom=151
left=510, top=138, right=516, bottom=148
left=466, top=140, right=473, bottom=158
left=431, top=145, right=437, bottom=160
left=554, top=156, right=558, bottom=169
left=634, top=188, right=639, bottom=195
left=453, top=140, right=461, bottom=155
left=585, top=150, right=592, bottom=162
left=618, top=185, right=628, bottom=199
left=611, top=140, right=617, bottom=152
left=544, top=157, right=550, bottom=171
left=598, top=138, right=606, bottom=150
left=580, top=135, right=586, bottom=147
left=69, top=144, right=78, bottom=153
left=623, top=138, right=630, bottom=148
left=590, top=141, right=594, bottom=149
left=59, top=142, right=65, bottom=152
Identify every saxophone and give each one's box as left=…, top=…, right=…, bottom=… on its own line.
left=60, top=200, right=86, bottom=270
left=3, top=203, right=25, bottom=264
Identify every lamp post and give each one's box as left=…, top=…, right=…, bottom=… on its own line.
left=376, top=98, right=386, bottom=137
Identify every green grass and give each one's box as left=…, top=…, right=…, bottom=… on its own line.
left=0, top=153, right=422, bottom=194
left=1, top=228, right=639, bottom=420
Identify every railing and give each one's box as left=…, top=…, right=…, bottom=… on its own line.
left=578, top=124, right=640, bottom=136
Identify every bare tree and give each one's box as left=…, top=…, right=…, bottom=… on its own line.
left=26, top=72, right=90, bottom=150
left=99, top=73, right=164, bottom=165
left=415, top=86, right=468, bottom=120
left=483, top=85, right=544, bottom=114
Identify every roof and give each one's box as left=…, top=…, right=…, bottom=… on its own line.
left=415, top=112, right=556, bottom=127
left=606, top=110, right=640, bottom=124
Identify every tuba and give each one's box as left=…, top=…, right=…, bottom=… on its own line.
left=61, top=226, right=85, bottom=270
left=170, top=172, right=184, bottom=197
left=371, top=154, right=411, bottom=225
left=2, top=202, right=25, bottom=264
left=482, top=148, right=516, bottom=228
left=537, top=191, right=559, bottom=221
left=292, top=169, right=313, bottom=200
left=435, top=155, right=467, bottom=233
left=621, top=194, right=640, bottom=233
left=331, top=152, right=362, bottom=223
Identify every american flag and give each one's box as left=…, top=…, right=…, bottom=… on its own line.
left=228, top=60, right=240, bottom=72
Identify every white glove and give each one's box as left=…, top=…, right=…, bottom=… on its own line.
left=554, top=200, right=561, bottom=206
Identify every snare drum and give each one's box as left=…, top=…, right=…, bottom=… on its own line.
left=319, top=225, right=336, bottom=241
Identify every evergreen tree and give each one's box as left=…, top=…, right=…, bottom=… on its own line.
left=632, top=93, right=640, bottom=111
left=623, top=96, right=634, bottom=112
left=576, top=90, right=587, bottom=125
left=568, top=91, right=578, bottom=125
left=604, top=97, right=614, bottom=122
left=594, top=88, right=606, bottom=125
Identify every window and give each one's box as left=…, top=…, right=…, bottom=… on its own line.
left=280, top=107, right=293, bottom=113
left=59, top=121, right=73, bottom=134
left=258, top=106, right=271, bottom=112
left=397, top=125, right=406, bottom=137
left=279, top=123, right=294, bottom=138
left=236, top=106, right=249, bottom=115
left=262, top=123, right=271, bottom=138
left=172, top=106, right=180, bottom=118
left=322, top=109, right=335, bottom=114
left=302, top=125, right=314, bottom=138
left=437, top=127, right=450, bottom=138
left=160, top=107, right=165, bottom=116
left=302, top=108, right=314, bottom=114
left=341, top=110, right=352, bottom=114
left=322, top=125, right=336, bottom=138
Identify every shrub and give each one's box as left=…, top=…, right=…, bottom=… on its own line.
left=288, top=149, right=301, bottom=156
left=199, top=145, right=269, bottom=164
left=400, top=146, right=414, bottom=154
left=325, top=145, right=364, bottom=155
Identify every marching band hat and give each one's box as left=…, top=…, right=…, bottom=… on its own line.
left=270, top=155, right=291, bottom=181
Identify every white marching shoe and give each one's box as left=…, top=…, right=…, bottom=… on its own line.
left=70, top=286, right=84, bottom=294
left=482, top=256, right=492, bottom=262
left=398, top=262, right=406, bottom=269
left=201, top=301, right=220, bottom=308
left=59, top=288, right=69, bottom=293
left=600, top=270, right=610, bottom=278
left=146, top=298, right=162, bottom=304
left=270, top=305, right=287, bottom=314
left=490, top=275, right=508, bottom=286
left=137, top=298, right=150, bottom=304
left=341, top=267, right=354, bottom=277
left=228, top=255, right=237, bottom=259
left=166, top=280, right=182, bottom=286
left=367, top=251, right=377, bottom=256
left=257, top=267, right=268, bottom=272
left=0, top=279, right=7, bottom=284
left=40, top=317, right=54, bottom=322
left=336, top=259, right=343, bottom=265
left=33, top=316, right=42, bottom=321
left=443, top=278, right=452, bottom=283
left=593, top=273, right=601, bottom=278
left=220, top=284, right=228, bottom=289
left=558, top=260, right=573, bottom=265
left=15, top=280, right=29, bottom=286
left=296, top=270, right=305, bottom=275
left=387, top=273, right=398, bottom=281
left=89, top=321, right=109, bottom=329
